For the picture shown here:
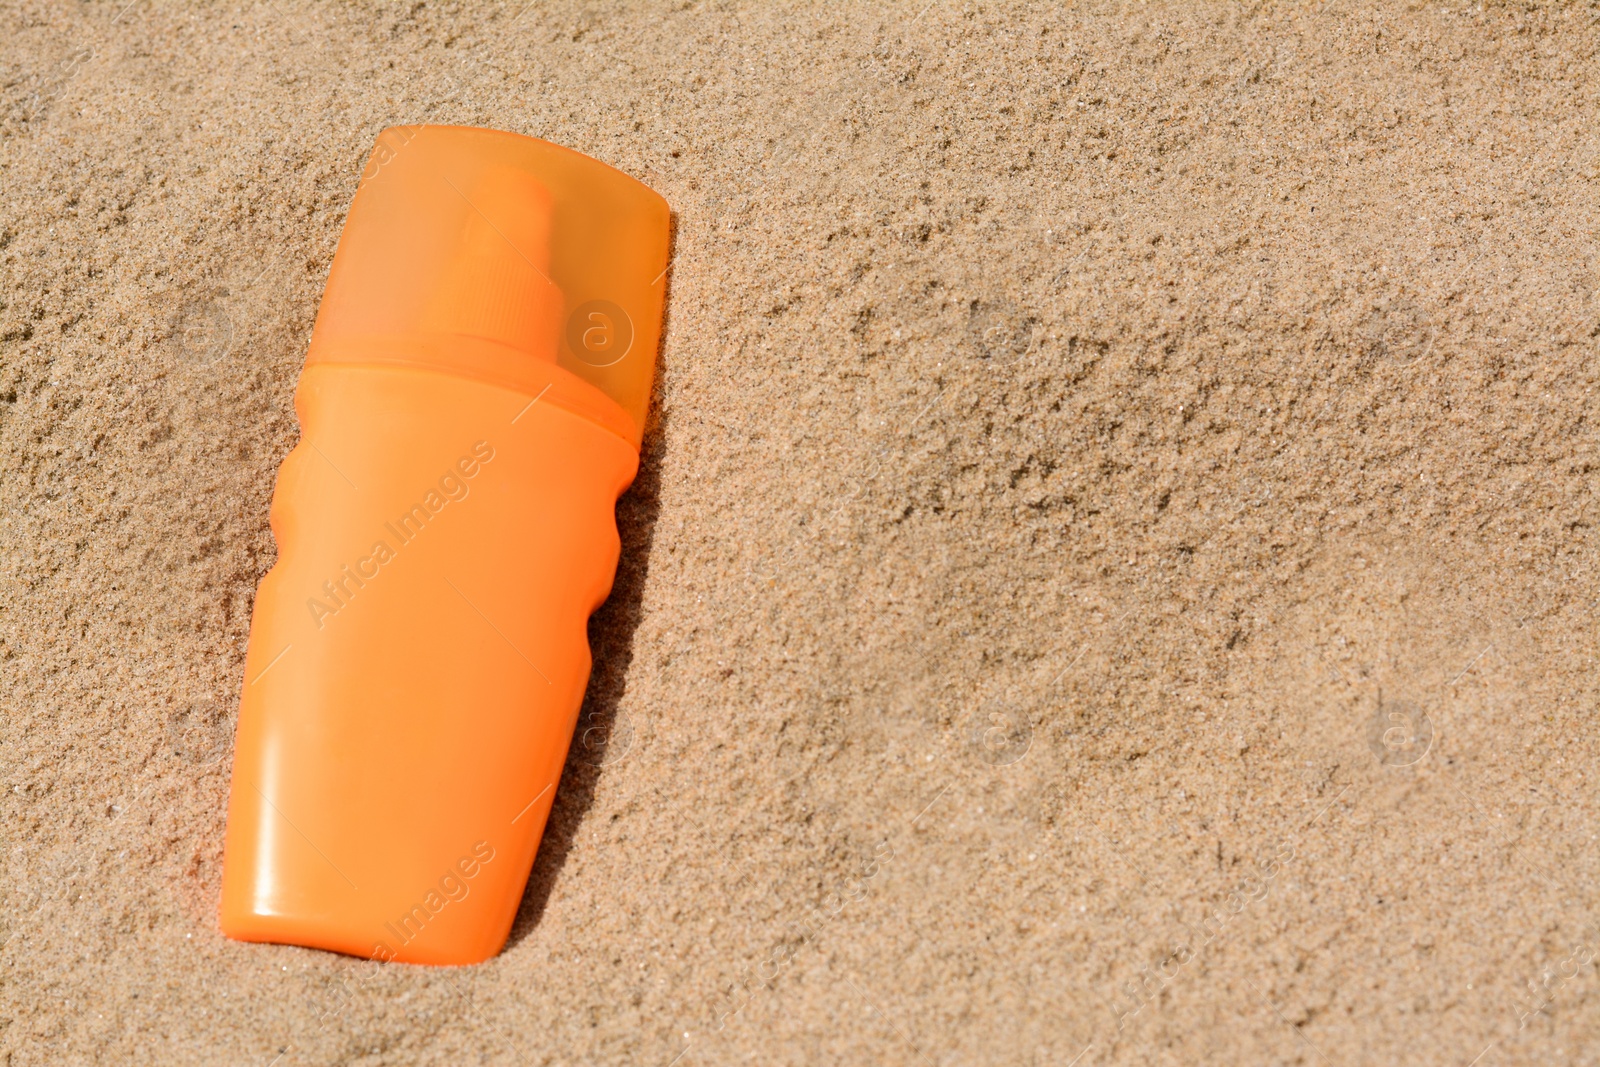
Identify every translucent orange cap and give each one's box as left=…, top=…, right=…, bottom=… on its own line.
left=309, top=125, right=671, bottom=446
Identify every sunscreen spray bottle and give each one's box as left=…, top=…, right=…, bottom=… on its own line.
left=220, top=126, right=670, bottom=965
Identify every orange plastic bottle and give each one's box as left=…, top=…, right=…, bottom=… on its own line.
left=219, top=126, right=670, bottom=965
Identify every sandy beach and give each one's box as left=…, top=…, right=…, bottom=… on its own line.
left=3, top=1, right=1598, bottom=1063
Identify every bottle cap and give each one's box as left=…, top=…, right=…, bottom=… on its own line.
left=309, top=125, right=671, bottom=446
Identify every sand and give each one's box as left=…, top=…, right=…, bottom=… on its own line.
left=3, top=1, right=1599, bottom=1063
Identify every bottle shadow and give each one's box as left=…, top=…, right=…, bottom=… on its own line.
left=504, top=213, right=677, bottom=949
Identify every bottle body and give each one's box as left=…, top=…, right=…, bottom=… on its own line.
left=220, top=357, right=637, bottom=964
left=219, top=123, right=669, bottom=965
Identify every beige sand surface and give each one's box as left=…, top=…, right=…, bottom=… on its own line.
left=4, top=1, right=1600, bottom=1063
